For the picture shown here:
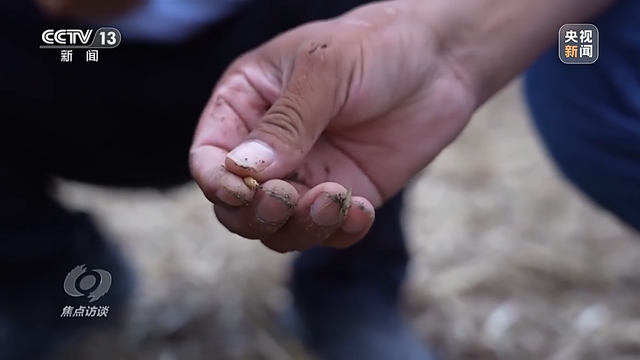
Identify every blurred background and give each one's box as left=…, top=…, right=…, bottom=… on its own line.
left=54, top=80, right=640, bottom=360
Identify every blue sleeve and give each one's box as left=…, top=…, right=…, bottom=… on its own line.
left=523, top=0, right=640, bottom=230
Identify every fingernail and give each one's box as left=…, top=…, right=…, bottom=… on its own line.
left=256, top=192, right=292, bottom=224
left=310, top=193, right=340, bottom=226
left=216, top=188, right=247, bottom=206
left=227, top=140, right=274, bottom=173
left=341, top=201, right=374, bottom=233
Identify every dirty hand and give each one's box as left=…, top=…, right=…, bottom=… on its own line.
left=190, top=0, right=476, bottom=252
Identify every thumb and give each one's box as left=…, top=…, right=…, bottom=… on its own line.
left=225, top=40, right=353, bottom=180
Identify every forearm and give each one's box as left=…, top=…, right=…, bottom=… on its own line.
left=414, top=0, right=616, bottom=106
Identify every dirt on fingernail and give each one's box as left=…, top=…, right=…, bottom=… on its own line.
left=220, top=188, right=250, bottom=205
left=354, top=200, right=367, bottom=211
left=330, top=189, right=352, bottom=218
left=265, top=190, right=296, bottom=210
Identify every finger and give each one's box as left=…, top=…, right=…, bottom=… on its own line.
left=213, top=179, right=299, bottom=239
left=190, top=66, right=276, bottom=204
left=191, top=67, right=278, bottom=152
left=225, top=39, right=354, bottom=181
left=259, top=182, right=352, bottom=253
left=190, top=146, right=255, bottom=206
left=321, top=197, right=375, bottom=248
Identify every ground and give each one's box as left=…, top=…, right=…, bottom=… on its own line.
left=54, top=80, right=640, bottom=360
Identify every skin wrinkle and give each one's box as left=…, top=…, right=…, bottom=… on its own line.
left=331, top=50, right=348, bottom=121
left=300, top=36, right=349, bottom=122
left=333, top=38, right=367, bottom=125
left=242, top=65, right=281, bottom=108
left=191, top=1, right=470, bottom=247
left=223, top=74, right=261, bottom=117
left=182, top=0, right=624, bottom=253
left=356, top=41, right=365, bottom=108
left=262, top=46, right=332, bottom=152
left=262, top=94, right=305, bottom=148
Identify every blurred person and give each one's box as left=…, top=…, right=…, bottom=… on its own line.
left=1, top=1, right=637, bottom=360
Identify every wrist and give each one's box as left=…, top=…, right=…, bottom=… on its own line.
left=409, top=0, right=616, bottom=107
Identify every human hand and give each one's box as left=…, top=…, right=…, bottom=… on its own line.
left=190, top=0, right=477, bottom=252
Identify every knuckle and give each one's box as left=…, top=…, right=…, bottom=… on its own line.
left=262, top=94, right=306, bottom=143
